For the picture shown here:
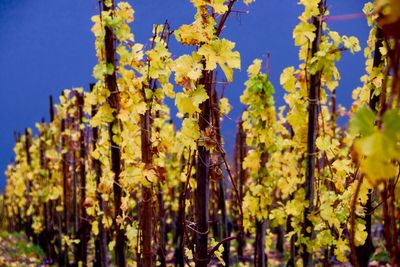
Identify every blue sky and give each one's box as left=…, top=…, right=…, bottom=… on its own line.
left=0, top=0, right=369, bottom=191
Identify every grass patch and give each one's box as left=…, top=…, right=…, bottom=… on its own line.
left=0, top=231, right=44, bottom=266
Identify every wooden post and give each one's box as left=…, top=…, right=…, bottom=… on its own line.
left=234, top=120, right=247, bottom=259
left=254, top=149, right=268, bottom=267
left=254, top=220, right=268, bottom=267
left=211, top=87, right=230, bottom=266
left=194, top=70, right=212, bottom=267
left=141, top=108, right=153, bottom=266
left=101, top=1, right=125, bottom=265
left=39, top=118, right=52, bottom=262
left=24, top=128, right=36, bottom=243
left=61, top=115, right=70, bottom=266
left=174, top=154, right=189, bottom=267
left=77, top=91, right=89, bottom=266
left=91, top=84, right=109, bottom=267
left=49, top=95, right=66, bottom=266
left=157, top=184, right=166, bottom=267
left=302, top=3, right=323, bottom=266
left=72, top=93, right=79, bottom=266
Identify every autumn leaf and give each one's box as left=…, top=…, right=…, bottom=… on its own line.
left=197, top=39, right=241, bottom=82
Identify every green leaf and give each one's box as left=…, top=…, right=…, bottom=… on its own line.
left=349, top=106, right=376, bottom=136
left=106, top=63, right=115, bottom=75
left=93, top=63, right=107, bottom=80
left=382, top=109, right=400, bottom=140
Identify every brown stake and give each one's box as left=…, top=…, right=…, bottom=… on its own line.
left=302, top=2, right=324, bottom=266
left=91, top=84, right=110, bottom=267
left=61, top=116, right=70, bottom=266
left=77, top=92, right=89, bottom=266
left=141, top=108, right=153, bottom=267
left=101, top=1, right=125, bottom=266
left=194, top=69, right=212, bottom=267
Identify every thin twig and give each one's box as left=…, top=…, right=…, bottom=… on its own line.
left=216, top=0, right=238, bottom=37
left=208, top=236, right=237, bottom=257
left=349, top=174, right=362, bottom=267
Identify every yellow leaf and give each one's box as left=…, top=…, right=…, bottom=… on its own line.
left=197, top=39, right=240, bottom=82
left=92, top=221, right=99, bottom=236
left=219, top=97, right=231, bottom=116
left=329, top=31, right=341, bottom=46
left=175, top=13, right=215, bottom=45
left=162, top=82, right=175, bottom=98
left=91, top=103, right=115, bottom=127
left=316, top=136, right=330, bottom=152
left=173, top=53, right=203, bottom=87
left=143, top=168, right=158, bottom=186
left=280, top=67, right=296, bottom=93
left=191, top=86, right=208, bottom=107
left=175, top=86, right=208, bottom=115
left=342, top=36, right=361, bottom=54
left=179, top=118, right=200, bottom=148
left=247, top=59, right=262, bottom=76
left=334, top=238, right=349, bottom=263
left=242, top=150, right=260, bottom=172
left=108, top=240, right=116, bottom=251
left=147, top=42, right=172, bottom=79
left=126, top=224, right=138, bottom=243
left=293, top=21, right=316, bottom=46
left=354, top=221, right=368, bottom=246
left=175, top=93, right=197, bottom=115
